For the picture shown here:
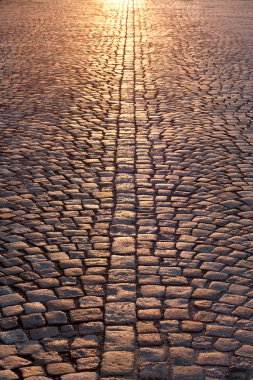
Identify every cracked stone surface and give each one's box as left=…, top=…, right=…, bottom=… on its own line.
left=0, top=0, right=253, bottom=379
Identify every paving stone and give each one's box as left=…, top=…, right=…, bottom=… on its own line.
left=138, top=308, right=162, bottom=320
left=181, top=321, right=203, bottom=332
left=135, top=361, right=169, bottom=380
left=0, top=294, right=25, bottom=308
left=167, top=333, right=192, bottom=347
left=16, top=341, right=44, bottom=355
left=138, top=333, right=162, bottom=346
left=0, top=329, right=27, bottom=344
left=192, top=289, right=220, bottom=300
left=31, top=351, right=63, bottom=365
left=30, top=326, right=59, bottom=340
left=79, top=297, right=104, bottom=308
left=108, top=269, right=135, bottom=283
left=74, top=335, right=101, bottom=348
left=197, top=352, right=230, bottom=366
left=170, top=347, right=195, bottom=365
left=101, top=351, right=134, bottom=376
left=0, top=355, right=31, bottom=370
left=46, top=363, right=75, bottom=376
left=159, top=320, right=179, bottom=333
left=2, top=305, right=23, bottom=317
left=206, top=324, right=234, bottom=337
left=137, top=322, right=158, bottom=334
left=137, top=297, right=161, bottom=309
left=232, top=306, right=253, bottom=318
left=105, top=302, right=136, bottom=324
left=111, top=255, right=135, bottom=269
left=0, top=316, right=18, bottom=330
left=56, top=286, right=84, bottom=298
left=20, top=366, right=46, bottom=378
left=192, top=336, right=213, bottom=349
left=166, top=286, right=192, bottom=299
left=141, top=285, right=165, bottom=297
left=42, top=338, right=69, bottom=352
left=194, top=311, right=216, bottom=322
left=214, top=338, right=240, bottom=352
left=112, top=238, right=135, bottom=254
left=216, top=315, right=237, bottom=327
left=139, top=347, right=166, bottom=362
left=211, top=303, right=235, bottom=315
left=23, top=303, right=46, bottom=314
left=219, top=294, right=247, bottom=306
left=21, top=377, right=51, bottom=380
left=70, top=308, right=103, bottom=322
left=235, top=345, right=253, bottom=359
left=164, top=308, right=190, bottom=320
left=78, top=322, right=104, bottom=335
left=106, top=284, right=136, bottom=301
left=76, top=357, right=99, bottom=371
left=172, top=366, right=204, bottom=380
left=0, top=345, right=17, bottom=359
left=47, top=299, right=75, bottom=311
left=61, top=373, right=98, bottom=380
left=233, top=330, right=253, bottom=344
left=104, top=326, right=135, bottom=351
left=21, top=313, right=46, bottom=329
left=45, top=311, right=67, bottom=325
left=27, top=290, right=56, bottom=302
left=0, top=370, right=18, bottom=380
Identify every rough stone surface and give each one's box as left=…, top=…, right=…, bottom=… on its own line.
left=101, top=352, right=134, bottom=376
left=0, top=0, right=253, bottom=378
left=0, top=370, right=19, bottom=380
left=172, top=366, right=204, bottom=380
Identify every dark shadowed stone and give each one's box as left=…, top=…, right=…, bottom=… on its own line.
left=139, top=362, right=169, bottom=379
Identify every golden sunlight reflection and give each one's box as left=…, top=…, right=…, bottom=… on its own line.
left=106, top=0, right=123, bottom=5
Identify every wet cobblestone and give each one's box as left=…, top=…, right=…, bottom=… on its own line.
left=1, top=0, right=253, bottom=379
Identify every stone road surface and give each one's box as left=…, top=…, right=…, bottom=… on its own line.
left=0, top=0, right=253, bottom=379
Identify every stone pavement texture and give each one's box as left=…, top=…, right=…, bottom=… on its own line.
left=0, top=0, right=253, bottom=378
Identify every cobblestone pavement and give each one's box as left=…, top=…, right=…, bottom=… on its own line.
left=1, top=0, right=253, bottom=379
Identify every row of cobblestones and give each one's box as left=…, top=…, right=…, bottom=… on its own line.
left=1, top=0, right=253, bottom=379
left=132, top=0, right=253, bottom=378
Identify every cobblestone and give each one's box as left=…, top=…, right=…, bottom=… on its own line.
left=1, top=0, right=253, bottom=378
